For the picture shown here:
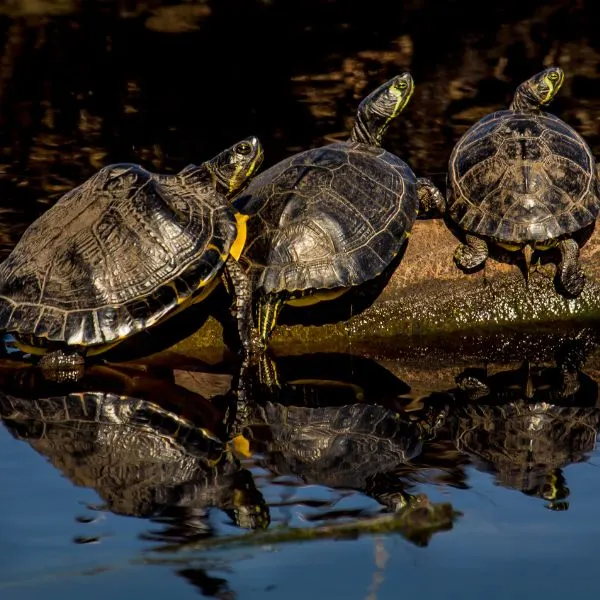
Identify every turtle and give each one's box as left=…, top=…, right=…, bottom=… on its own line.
left=233, top=73, right=444, bottom=346
left=0, top=136, right=264, bottom=377
left=445, top=66, right=600, bottom=297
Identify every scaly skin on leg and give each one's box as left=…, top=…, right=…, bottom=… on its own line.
left=38, top=349, right=85, bottom=383
left=416, top=177, right=445, bottom=217
left=454, top=234, right=489, bottom=271
left=556, top=238, right=585, bottom=297
left=222, top=256, right=261, bottom=356
left=257, top=352, right=282, bottom=389
left=231, top=351, right=282, bottom=443
left=257, top=293, right=284, bottom=348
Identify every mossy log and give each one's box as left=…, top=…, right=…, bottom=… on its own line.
left=171, top=218, right=600, bottom=361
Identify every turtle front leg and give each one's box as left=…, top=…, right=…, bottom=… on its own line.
left=556, top=238, right=585, bottom=297
left=416, top=177, right=445, bottom=217
left=222, top=256, right=261, bottom=357
left=454, top=234, right=488, bottom=271
left=38, top=349, right=85, bottom=383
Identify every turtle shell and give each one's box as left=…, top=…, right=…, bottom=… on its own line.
left=245, top=402, right=426, bottom=490
left=0, top=390, right=245, bottom=519
left=234, top=141, right=418, bottom=295
left=0, top=163, right=237, bottom=348
left=448, top=110, right=600, bottom=242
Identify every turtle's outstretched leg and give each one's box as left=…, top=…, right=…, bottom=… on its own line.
left=222, top=256, right=261, bottom=357
left=416, top=178, right=445, bottom=217
left=556, top=238, right=585, bottom=297
left=38, top=349, right=85, bottom=383
left=454, top=234, right=488, bottom=271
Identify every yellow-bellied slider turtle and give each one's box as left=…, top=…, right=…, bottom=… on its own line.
left=234, top=73, right=443, bottom=346
left=0, top=137, right=264, bottom=376
left=446, top=67, right=600, bottom=296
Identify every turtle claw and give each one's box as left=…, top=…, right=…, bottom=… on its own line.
left=416, top=178, right=445, bottom=217
left=241, top=328, right=265, bottom=360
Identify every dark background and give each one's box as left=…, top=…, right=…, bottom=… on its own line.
left=0, top=0, right=599, bottom=255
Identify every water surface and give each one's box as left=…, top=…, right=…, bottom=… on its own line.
left=2, top=344, right=600, bottom=598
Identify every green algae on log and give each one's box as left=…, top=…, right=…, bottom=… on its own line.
left=172, top=218, right=600, bottom=358
left=147, top=500, right=459, bottom=554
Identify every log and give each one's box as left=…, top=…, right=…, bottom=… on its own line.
left=170, top=217, right=600, bottom=360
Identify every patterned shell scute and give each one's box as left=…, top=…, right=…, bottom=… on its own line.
left=448, top=110, right=600, bottom=242
left=238, top=141, right=418, bottom=295
left=0, top=163, right=237, bottom=346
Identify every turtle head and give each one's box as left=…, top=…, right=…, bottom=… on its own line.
left=510, top=67, right=564, bottom=112
left=206, top=136, right=264, bottom=199
left=350, top=72, right=414, bottom=147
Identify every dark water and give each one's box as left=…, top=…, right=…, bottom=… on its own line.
left=2, top=347, right=600, bottom=599
left=2, top=1, right=600, bottom=598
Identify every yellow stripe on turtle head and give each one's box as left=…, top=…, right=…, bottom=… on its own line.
left=541, top=68, right=564, bottom=104
left=379, top=73, right=415, bottom=140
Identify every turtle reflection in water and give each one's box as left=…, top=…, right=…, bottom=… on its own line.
left=237, top=353, right=452, bottom=540
left=450, top=359, right=600, bottom=510
left=0, top=364, right=269, bottom=538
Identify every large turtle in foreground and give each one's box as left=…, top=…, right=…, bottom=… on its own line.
left=446, top=67, right=600, bottom=297
left=234, top=73, right=443, bottom=346
left=0, top=137, right=264, bottom=378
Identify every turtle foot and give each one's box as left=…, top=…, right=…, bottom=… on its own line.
left=417, top=178, right=445, bottom=217
left=454, top=243, right=487, bottom=271
left=557, top=264, right=585, bottom=298
left=258, top=353, right=282, bottom=390
left=560, top=370, right=581, bottom=398
left=240, top=328, right=266, bottom=362
left=556, top=238, right=585, bottom=297
left=38, top=350, right=85, bottom=383
left=456, top=370, right=490, bottom=401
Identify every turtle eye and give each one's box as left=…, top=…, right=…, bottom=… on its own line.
left=548, top=71, right=559, bottom=81
left=236, top=142, right=253, bottom=156
left=397, top=81, right=408, bottom=90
